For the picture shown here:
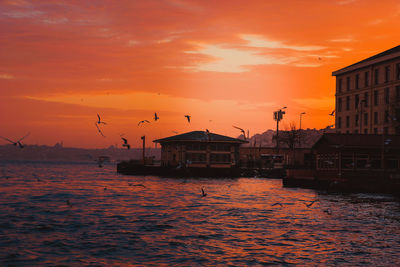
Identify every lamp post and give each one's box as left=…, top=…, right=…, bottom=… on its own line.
left=299, top=112, right=306, bottom=130
left=273, top=106, right=287, bottom=153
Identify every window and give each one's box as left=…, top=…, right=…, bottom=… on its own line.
left=210, top=153, right=230, bottom=163
left=337, top=97, right=342, bottom=112
left=364, top=129, right=368, bottom=134
left=355, top=74, right=359, bottom=89
left=346, top=77, right=350, bottom=91
left=346, top=96, right=350, bottom=110
left=384, top=110, right=389, bottom=123
left=365, top=71, right=369, bottom=87
left=338, top=78, right=342, bottom=92
left=374, top=90, right=378, bottom=106
left=374, top=128, right=378, bottom=134
left=364, top=92, right=369, bottom=107
left=337, top=117, right=342, bottom=128
left=355, top=114, right=359, bottom=127
left=385, top=66, right=390, bottom=83
left=374, top=112, right=378, bottom=124
left=397, top=63, right=400, bottom=80
left=346, top=116, right=350, bottom=128
left=364, top=113, right=368, bottom=126
left=384, top=87, right=389, bottom=104
left=355, top=94, right=359, bottom=109
left=354, top=129, right=359, bottom=134
left=374, top=68, right=379, bottom=84
left=186, top=152, right=206, bottom=163
left=396, top=86, right=400, bottom=102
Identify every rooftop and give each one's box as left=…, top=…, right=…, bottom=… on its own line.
left=313, top=133, right=400, bottom=150
left=153, top=131, right=248, bottom=143
left=332, top=45, right=400, bottom=76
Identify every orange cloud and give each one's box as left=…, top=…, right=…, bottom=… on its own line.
left=0, top=0, right=399, bottom=147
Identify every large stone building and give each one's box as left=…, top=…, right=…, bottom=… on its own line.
left=332, top=45, right=400, bottom=135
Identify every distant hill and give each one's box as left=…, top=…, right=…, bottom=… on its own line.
left=0, top=143, right=161, bottom=163
left=240, top=127, right=335, bottom=148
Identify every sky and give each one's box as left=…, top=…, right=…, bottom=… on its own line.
left=1, top=0, right=400, bottom=148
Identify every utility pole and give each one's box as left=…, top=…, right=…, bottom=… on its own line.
left=299, top=112, right=306, bottom=148
left=141, top=135, right=145, bottom=164
left=273, top=106, right=287, bottom=153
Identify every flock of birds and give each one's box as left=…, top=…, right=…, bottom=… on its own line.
left=1, top=108, right=338, bottom=150
left=94, top=112, right=193, bottom=150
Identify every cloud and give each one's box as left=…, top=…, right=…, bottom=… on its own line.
left=241, top=35, right=326, bottom=51
left=0, top=73, right=15, bottom=79
left=330, top=37, right=354, bottom=42
left=336, top=0, right=357, bottom=5
left=185, top=45, right=291, bottom=72
left=2, top=10, right=44, bottom=18
left=185, top=37, right=327, bottom=73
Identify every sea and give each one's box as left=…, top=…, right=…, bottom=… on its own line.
left=0, top=161, right=399, bottom=266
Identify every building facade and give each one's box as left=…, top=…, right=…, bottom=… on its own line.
left=153, top=131, right=247, bottom=168
left=332, top=45, right=400, bottom=135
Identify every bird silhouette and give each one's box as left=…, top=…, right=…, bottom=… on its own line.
left=95, top=123, right=106, bottom=137
left=138, top=120, right=150, bottom=126
left=0, top=132, right=30, bottom=148
left=329, top=110, right=335, bottom=116
left=121, top=137, right=130, bottom=149
left=172, top=131, right=178, bottom=134
left=201, top=187, right=207, bottom=197
left=304, top=200, right=318, bottom=208
left=96, top=114, right=107, bottom=125
left=184, top=115, right=191, bottom=123
left=271, top=202, right=283, bottom=207
left=154, top=112, right=159, bottom=121
left=232, top=125, right=246, bottom=139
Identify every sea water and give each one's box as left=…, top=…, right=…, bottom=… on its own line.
left=0, top=161, right=399, bottom=266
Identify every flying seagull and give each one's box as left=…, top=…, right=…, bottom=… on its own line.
left=329, top=110, right=335, bottom=116
left=154, top=112, right=159, bottom=121
left=138, top=120, right=150, bottom=126
left=0, top=132, right=30, bottom=148
left=271, top=202, right=283, bottom=207
left=96, top=114, right=107, bottom=125
left=94, top=123, right=106, bottom=137
left=184, top=115, right=191, bottom=123
left=303, top=200, right=318, bottom=208
left=121, top=137, right=130, bottom=149
left=232, top=125, right=246, bottom=139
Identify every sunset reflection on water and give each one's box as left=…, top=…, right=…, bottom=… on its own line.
left=0, top=162, right=399, bottom=266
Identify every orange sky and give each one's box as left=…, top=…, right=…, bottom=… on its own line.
left=1, top=0, right=400, bottom=148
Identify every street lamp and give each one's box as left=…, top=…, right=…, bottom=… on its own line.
left=273, top=106, right=287, bottom=153
left=299, top=112, right=306, bottom=130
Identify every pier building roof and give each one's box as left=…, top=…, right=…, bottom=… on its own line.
left=153, top=131, right=248, bottom=143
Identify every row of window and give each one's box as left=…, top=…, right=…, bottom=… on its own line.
left=337, top=86, right=400, bottom=112
left=317, top=156, right=399, bottom=170
left=185, top=143, right=232, bottom=151
left=337, top=111, right=392, bottom=128
left=337, top=127, right=389, bottom=134
left=337, top=63, right=400, bottom=92
left=185, top=153, right=231, bottom=163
